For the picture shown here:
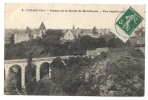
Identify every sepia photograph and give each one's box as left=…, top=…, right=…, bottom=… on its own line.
left=4, top=4, right=145, bottom=96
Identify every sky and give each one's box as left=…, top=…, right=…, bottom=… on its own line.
left=5, top=4, right=145, bottom=29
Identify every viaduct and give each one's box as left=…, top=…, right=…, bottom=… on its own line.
left=4, top=56, right=73, bottom=89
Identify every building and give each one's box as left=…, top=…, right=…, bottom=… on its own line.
left=14, top=22, right=46, bottom=44
left=86, top=50, right=98, bottom=58
left=86, top=47, right=109, bottom=58
left=79, top=29, right=93, bottom=37
left=61, top=28, right=82, bottom=41
left=62, top=28, right=111, bottom=41
left=97, top=28, right=110, bottom=35
left=129, top=37, right=145, bottom=46
left=13, top=23, right=112, bottom=44
left=78, top=28, right=110, bottom=38
left=38, top=22, right=46, bottom=36
left=96, top=48, right=109, bottom=54
left=14, top=28, right=30, bottom=44
left=62, top=30, right=75, bottom=40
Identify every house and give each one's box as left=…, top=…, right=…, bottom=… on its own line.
left=137, top=39, right=145, bottom=45
left=61, top=28, right=82, bottom=41
left=62, top=30, right=75, bottom=40
left=96, top=47, right=109, bottom=54
left=79, top=29, right=93, bottom=37
left=70, top=29, right=80, bottom=39
left=86, top=50, right=98, bottom=58
left=129, top=37, right=145, bottom=46
left=97, top=28, right=110, bottom=35
left=132, top=27, right=145, bottom=37
left=86, top=47, right=109, bottom=58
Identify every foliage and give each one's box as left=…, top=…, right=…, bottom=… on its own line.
left=5, top=47, right=144, bottom=96
left=25, top=79, right=37, bottom=95
left=50, top=57, right=66, bottom=69
left=92, top=26, right=98, bottom=34
left=25, top=54, right=36, bottom=83
left=33, top=79, right=66, bottom=95
left=49, top=48, right=144, bottom=96
left=107, top=38, right=125, bottom=48
left=104, top=56, right=144, bottom=96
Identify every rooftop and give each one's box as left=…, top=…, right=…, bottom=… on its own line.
left=39, top=22, right=46, bottom=30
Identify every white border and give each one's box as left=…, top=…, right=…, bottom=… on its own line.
left=1, top=0, right=147, bottom=100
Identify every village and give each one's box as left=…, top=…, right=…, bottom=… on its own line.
left=5, top=22, right=145, bottom=59
left=12, top=22, right=111, bottom=43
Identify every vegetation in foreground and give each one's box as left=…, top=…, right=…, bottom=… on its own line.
left=5, top=47, right=144, bottom=96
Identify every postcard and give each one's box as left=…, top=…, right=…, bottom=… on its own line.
left=4, top=4, right=145, bottom=96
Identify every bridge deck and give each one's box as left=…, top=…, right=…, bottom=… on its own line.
left=4, top=55, right=76, bottom=64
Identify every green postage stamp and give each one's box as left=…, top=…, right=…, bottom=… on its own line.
left=116, top=7, right=144, bottom=36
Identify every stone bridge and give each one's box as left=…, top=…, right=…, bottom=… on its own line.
left=4, top=56, right=74, bottom=88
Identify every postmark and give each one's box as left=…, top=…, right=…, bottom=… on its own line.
left=116, top=7, right=143, bottom=36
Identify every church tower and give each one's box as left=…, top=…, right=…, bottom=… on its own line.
left=39, top=22, right=46, bottom=30
left=72, top=24, right=75, bottom=29
left=39, top=22, right=46, bottom=37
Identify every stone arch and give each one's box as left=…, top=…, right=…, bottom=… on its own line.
left=25, top=63, right=37, bottom=84
left=40, top=62, right=51, bottom=79
left=8, top=64, right=22, bottom=91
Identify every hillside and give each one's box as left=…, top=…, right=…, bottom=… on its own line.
left=34, top=47, right=144, bottom=96
left=5, top=47, right=144, bottom=96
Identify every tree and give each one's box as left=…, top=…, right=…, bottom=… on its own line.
left=97, top=37, right=107, bottom=47
left=50, top=57, right=66, bottom=69
left=76, top=85, right=88, bottom=96
left=80, top=35, right=97, bottom=50
left=26, top=78, right=37, bottom=95
left=45, top=29, right=63, bottom=41
left=92, top=26, right=98, bottom=34
left=25, top=54, right=36, bottom=82
left=107, top=38, right=125, bottom=48
left=124, top=40, right=131, bottom=47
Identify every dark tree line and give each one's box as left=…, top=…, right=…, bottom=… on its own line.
left=5, top=29, right=132, bottom=60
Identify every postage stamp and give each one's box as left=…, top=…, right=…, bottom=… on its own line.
left=116, top=7, right=144, bottom=36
